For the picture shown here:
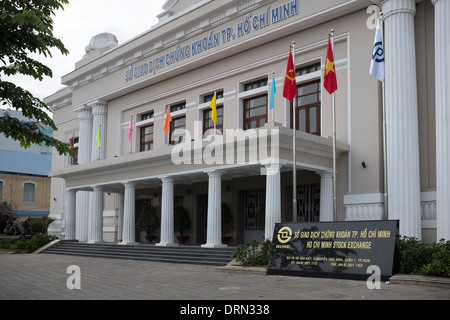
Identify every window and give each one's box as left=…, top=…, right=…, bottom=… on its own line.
left=203, top=106, right=223, bottom=135
left=140, top=111, right=154, bottom=121
left=167, top=102, right=186, bottom=145
left=203, top=91, right=223, bottom=103
left=291, top=79, right=321, bottom=136
left=170, top=116, right=186, bottom=145
left=244, top=78, right=267, bottom=91
left=170, top=102, right=186, bottom=113
left=140, top=124, right=154, bottom=152
left=243, top=95, right=268, bottom=130
left=23, top=183, right=35, bottom=203
left=69, top=136, right=79, bottom=165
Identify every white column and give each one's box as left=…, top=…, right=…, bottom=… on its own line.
left=65, top=189, right=76, bottom=240
left=382, top=0, right=421, bottom=239
left=117, top=193, right=124, bottom=242
left=265, top=166, right=281, bottom=241
left=88, top=186, right=104, bottom=244
left=203, top=171, right=226, bottom=248
left=319, top=172, right=334, bottom=222
left=75, top=107, right=92, bottom=241
left=119, top=182, right=138, bottom=245
left=433, top=0, right=450, bottom=241
left=91, top=102, right=108, bottom=161
left=157, top=177, right=177, bottom=247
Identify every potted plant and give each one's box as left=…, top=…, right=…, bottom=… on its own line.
left=174, top=205, right=191, bottom=244
left=221, top=202, right=233, bottom=244
left=137, top=204, right=160, bottom=243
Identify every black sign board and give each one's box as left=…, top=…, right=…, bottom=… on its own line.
left=268, top=220, right=399, bottom=281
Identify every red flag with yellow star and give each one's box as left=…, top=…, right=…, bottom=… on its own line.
left=324, top=36, right=337, bottom=94
left=283, top=49, right=297, bottom=102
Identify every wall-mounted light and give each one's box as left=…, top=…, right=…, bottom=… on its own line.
left=361, top=161, right=367, bottom=169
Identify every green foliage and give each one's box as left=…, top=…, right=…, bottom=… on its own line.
left=29, top=215, right=55, bottom=234
left=0, top=234, right=57, bottom=253
left=232, top=240, right=272, bottom=267
left=0, top=0, right=73, bottom=156
left=137, top=205, right=160, bottom=236
left=398, top=237, right=450, bottom=277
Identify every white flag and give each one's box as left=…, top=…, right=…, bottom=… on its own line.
left=370, top=20, right=385, bottom=82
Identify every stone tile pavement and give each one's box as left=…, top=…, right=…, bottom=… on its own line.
left=0, top=253, right=448, bottom=303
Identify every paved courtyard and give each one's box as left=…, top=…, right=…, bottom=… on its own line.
left=1, top=253, right=448, bottom=304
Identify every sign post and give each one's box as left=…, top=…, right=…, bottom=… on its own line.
left=268, top=220, right=399, bottom=281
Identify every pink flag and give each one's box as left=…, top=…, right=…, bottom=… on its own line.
left=128, top=117, right=133, bottom=142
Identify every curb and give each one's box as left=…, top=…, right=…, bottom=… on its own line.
left=389, top=274, right=450, bottom=289
left=216, top=259, right=268, bottom=275
left=33, top=239, right=61, bottom=254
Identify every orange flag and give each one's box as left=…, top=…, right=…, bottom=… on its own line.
left=164, top=107, right=172, bottom=134
left=324, top=36, right=338, bottom=94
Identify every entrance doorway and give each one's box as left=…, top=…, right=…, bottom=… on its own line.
left=243, top=188, right=265, bottom=243
left=196, top=194, right=208, bottom=244
left=135, top=199, right=151, bottom=242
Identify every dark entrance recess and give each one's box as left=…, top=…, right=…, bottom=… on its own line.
left=196, top=194, right=208, bottom=244
left=135, top=199, right=151, bottom=242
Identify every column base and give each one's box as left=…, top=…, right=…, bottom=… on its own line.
left=118, top=241, right=139, bottom=246
left=201, top=243, right=227, bottom=248
left=155, top=242, right=179, bottom=247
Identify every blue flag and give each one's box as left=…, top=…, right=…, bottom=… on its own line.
left=270, top=75, right=276, bottom=110
left=370, top=20, right=385, bottom=81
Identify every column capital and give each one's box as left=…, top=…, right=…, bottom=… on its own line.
left=77, top=106, right=92, bottom=120
left=122, top=181, right=136, bottom=188
left=317, top=171, right=333, bottom=178
left=205, top=170, right=222, bottom=178
left=87, top=99, right=107, bottom=107
left=161, top=176, right=175, bottom=184
left=381, top=0, right=416, bottom=20
left=90, top=101, right=108, bottom=116
left=66, top=188, right=77, bottom=195
left=92, top=185, right=104, bottom=192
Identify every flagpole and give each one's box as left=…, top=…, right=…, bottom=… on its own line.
left=380, top=13, right=388, bottom=220
left=292, top=41, right=297, bottom=223
left=330, top=29, right=338, bottom=221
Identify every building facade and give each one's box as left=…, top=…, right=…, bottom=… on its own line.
left=45, top=0, right=449, bottom=245
left=0, top=109, right=52, bottom=219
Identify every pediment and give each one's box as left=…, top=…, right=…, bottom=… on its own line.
left=162, top=0, right=201, bottom=15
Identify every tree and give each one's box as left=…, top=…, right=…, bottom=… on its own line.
left=0, top=0, right=72, bottom=156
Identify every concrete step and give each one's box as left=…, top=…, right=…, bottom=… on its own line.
left=42, top=241, right=235, bottom=266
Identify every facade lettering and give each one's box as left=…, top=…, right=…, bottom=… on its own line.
left=124, top=0, right=299, bottom=83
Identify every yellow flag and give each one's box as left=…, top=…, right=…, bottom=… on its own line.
left=210, top=93, right=217, bottom=124
left=96, top=126, right=101, bottom=149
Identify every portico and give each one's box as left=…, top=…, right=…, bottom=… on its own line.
left=53, top=122, right=346, bottom=246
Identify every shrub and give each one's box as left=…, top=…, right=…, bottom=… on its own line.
left=232, top=240, right=272, bottom=267
left=398, top=236, right=450, bottom=277
left=419, top=239, right=450, bottom=277
left=0, top=234, right=57, bottom=253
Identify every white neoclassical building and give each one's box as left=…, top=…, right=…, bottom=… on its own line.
left=46, top=0, right=449, bottom=246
